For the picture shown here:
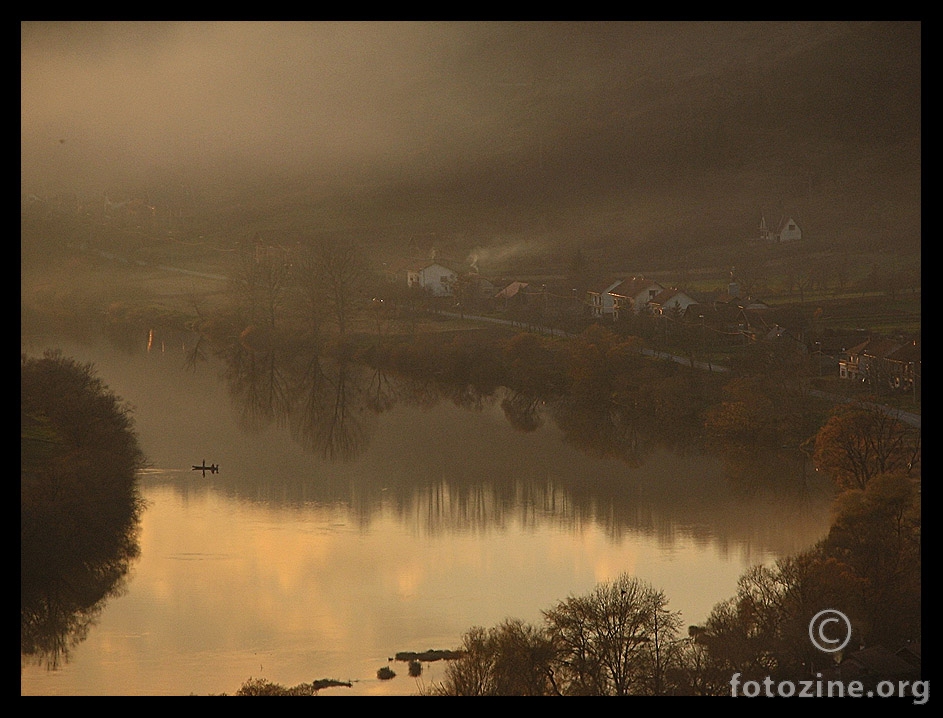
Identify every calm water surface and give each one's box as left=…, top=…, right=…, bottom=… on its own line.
left=21, top=331, right=835, bottom=696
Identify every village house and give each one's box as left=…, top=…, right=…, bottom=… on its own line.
left=749, top=304, right=809, bottom=344
left=586, top=276, right=663, bottom=320
left=684, top=302, right=752, bottom=345
left=616, top=276, right=665, bottom=317
left=460, top=273, right=498, bottom=305
left=884, top=340, right=921, bottom=393
left=397, top=260, right=460, bottom=297
left=647, top=288, right=698, bottom=318
left=673, top=280, right=775, bottom=345
left=811, top=329, right=870, bottom=359
left=758, top=214, right=802, bottom=243
left=839, top=337, right=896, bottom=383
left=492, top=281, right=530, bottom=311
left=709, top=280, right=770, bottom=311
left=840, top=337, right=921, bottom=393
left=586, top=278, right=624, bottom=319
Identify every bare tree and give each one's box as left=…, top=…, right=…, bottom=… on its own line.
left=543, top=574, right=682, bottom=695
left=232, top=235, right=290, bottom=331
left=296, top=237, right=369, bottom=336
left=431, top=619, right=558, bottom=696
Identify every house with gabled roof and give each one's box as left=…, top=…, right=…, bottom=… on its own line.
left=398, top=260, right=459, bottom=297
left=493, top=281, right=530, bottom=311
left=884, top=340, right=921, bottom=393
left=710, top=287, right=771, bottom=313
left=839, top=337, right=902, bottom=383
left=585, top=277, right=625, bottom=319
left=861, top=339, right=922, bottom=393
left=617, top=276, right=665, bottom=315
left=584, top=276, right=664, bottom=320
left=465, top=273, right=498, bottom=301
left=759, top=214, right=802, bottom=243
left=647, top=288, right=697, bottom=318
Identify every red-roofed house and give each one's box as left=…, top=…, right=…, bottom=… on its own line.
left=838, top=337, right=912, bottom=388
left=586, top=276, right=664, bottom=320
left=647, top=288, right=698, bottom=318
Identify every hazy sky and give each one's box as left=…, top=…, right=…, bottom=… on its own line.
left=19, top=22, right=848, bottom=194
left=21, top=20, right=920, bottom=252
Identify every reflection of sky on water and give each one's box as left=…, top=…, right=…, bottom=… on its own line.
left=20, top=334, right=834, bottom=695
left=22, top=482, right=767, bottom=696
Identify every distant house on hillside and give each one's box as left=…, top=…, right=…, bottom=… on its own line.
left=464, top=273, right=498, bottom=303
left=493, top=281, right=530, bottom=311
left=840, top=337, right=921, bottom=392
left=402, top=261, right=459, bottom=297
left=759, top=214, right=802, bottom=243
left=709, top=283, right=771, bottom=312
left=586, top=278, right=625, bottom=319
left=617, top=276, right=665, bottom=315
left=587, top=276, right=664, bottom=320
left=648, top=288, right=698, bottom=318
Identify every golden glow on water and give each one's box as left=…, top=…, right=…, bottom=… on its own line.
left=20, top=338, right=834, bottom=696
left=22, top=476, right=812, bottom=696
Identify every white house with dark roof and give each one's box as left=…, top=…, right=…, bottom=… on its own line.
left=586, top=278, right=625, bottom=318
left=616, top=276, right=665, bottom=315
left=587, top=276, right=664, bottom=320
left=759, top=214, right=802, bottom=243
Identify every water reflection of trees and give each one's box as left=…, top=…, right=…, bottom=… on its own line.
left=21, top=539, right=138, bottom=671
left=501, top=390, right=544, bottom=433
left=289, top=352, right=373, bottom=462
left=215, top=336, right=377, bottom=462
left=21, top=350, right=144, bottom=670
left=161, top=326, right=834, bottom=548
left=552, top=397, right=653, bottom=468
left=220, top=334, right=296, bottom=433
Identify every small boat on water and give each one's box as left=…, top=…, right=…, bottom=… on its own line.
left=192, top=460, right=219, bottom=476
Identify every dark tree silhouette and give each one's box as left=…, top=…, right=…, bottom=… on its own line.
left=22, top=350, right=145, bottom=669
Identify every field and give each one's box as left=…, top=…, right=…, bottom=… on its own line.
left=22, top=212, right=919, bottom=362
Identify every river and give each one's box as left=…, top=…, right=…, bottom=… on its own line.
left=20, top=329, right=835, bottom=696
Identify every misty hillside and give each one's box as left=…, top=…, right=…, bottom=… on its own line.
left=23, top=22, right=920, bottom=272
left=192, top=22, right=919, bottom=268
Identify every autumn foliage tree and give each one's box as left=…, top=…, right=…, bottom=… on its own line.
left=703, top=376, right=778, bottom=445
left=812, top=403, right=920, bottom=491
left=824, top=472, right=921, bottom=647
